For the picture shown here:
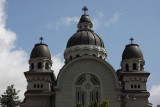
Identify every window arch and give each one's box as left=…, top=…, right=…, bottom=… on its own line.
left=75, top=74, right=100, bottom=107
left=125, top=64, right=129, bottom=71
left=140, top=64, right=143, bottom=70
left=133, top=63, right=137, bottom=70
left=45, top=63, right=49, bottom=70
left=37, top=62, right=42, bottom=69
left=31, top=63, right=34, bottom=69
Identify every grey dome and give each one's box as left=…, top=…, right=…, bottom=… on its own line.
left=122, top=44, right=143, bottom=61
left=66, top=30, right=104, bottom=48
left=79, top=15, right=92, bottom=23
left=30, top=43, right=51, bottom=60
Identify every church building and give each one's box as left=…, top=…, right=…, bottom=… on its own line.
left=21, top=7, right=151, bottom=107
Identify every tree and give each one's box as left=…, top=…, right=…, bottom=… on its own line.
left=0, top=84, right=21, bottom=107
left=75, top=101, right=84, bottom=107
left=88, top=101, right=99, bottom=107
left=100, top=98, right=110, bottom=107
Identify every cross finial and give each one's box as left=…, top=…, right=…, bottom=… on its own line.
left=39, top=37, right=44, bottom=44
left=130, top=37, right=134, bottom=44
left=82, top=6, right=88, bottom=15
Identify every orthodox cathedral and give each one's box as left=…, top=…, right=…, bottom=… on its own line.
left=21, top=7, right=151, bottom=107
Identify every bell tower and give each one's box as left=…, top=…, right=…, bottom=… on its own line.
left=24, top=38, right=56, bottom=107
left=118, top=38, right=150, bottom=107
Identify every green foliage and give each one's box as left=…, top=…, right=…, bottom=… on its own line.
left=75, top=101, right=84, bottom=107
left=0, top=84, right=21, bottom=107
left=88, top=101, right=99, bottom=107
left=100, top=98, right=110, bottom=107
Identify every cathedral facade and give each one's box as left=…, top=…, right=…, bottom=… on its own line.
left=21, top=7, right=151, bottom=107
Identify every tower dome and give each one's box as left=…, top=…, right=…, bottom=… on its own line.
left=29, top=37, right=52, bottom=72
left=64, top=6, right=107, bottom=63
left=122, top=42, right=143, bottom=61
left=30, top=43, right=51, bottom=60
left=121, top=38, right=145, bottom=72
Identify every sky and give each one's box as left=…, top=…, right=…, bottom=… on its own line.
left=0, top=0, right=160, bottom=106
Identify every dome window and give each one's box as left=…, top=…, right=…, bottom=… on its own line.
left=38, top=62, right=42, bottom=69
left=45, top=63, right=49, bottom=70
left=76, top=54, right=80, bottom=58
left=31, top=63, right=34, bottom=69
left=125, top=64, right=129, bottom=71
left=133, top=63, right=137, bottom=70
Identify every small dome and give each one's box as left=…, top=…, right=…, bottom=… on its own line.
left=30, top=43, right=51, bottom=60
left=66, top=30, right=104, bottom=48
left=122, top=44, right=143, bottom=61
left=79, top=15, right=92, bottom=23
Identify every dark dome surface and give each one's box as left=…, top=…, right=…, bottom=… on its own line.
left=79, top=15, right=92, bottom=23
left=66, top=30, right=104, bottom=48
left=122, top=44, right=143, bottom=61
left=30, top=44, right=51, bottom=60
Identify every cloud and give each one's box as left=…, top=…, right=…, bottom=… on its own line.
left=51, top=54, right=64, bottom=77
left=54, top=17, right=79, bottom=29
left=105, top=9, right=125, bottom=27
left=149, top=85, right=160, bottom=106
left=92, top=19, right=101, bottom=30
left=0, top=0, right=28, bottom=101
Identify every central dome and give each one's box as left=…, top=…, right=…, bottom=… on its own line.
left=66, top=14, right=104, bottom=48
left=66, top=30, right=104, bottom=48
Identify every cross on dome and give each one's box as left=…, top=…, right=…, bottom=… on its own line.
left=130, top=37, right=134, bottom=44
left=82, top=6, right=88, bottom=15
left=39, top=37, right=44, bottom=44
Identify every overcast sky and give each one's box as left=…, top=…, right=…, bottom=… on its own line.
left=0, top=0, right=160, bottom=106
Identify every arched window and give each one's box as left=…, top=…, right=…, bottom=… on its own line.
left=76, top=54, right=80, bottom=58
left=31, top=63, right=34, bottom=69
left=75, top=74, right=100, bottom=107
left=34, top=84, right=36, bottom=88
left=41, top=84, right=43, bottom=88
left=133, top=63, right=137, bottom=70
left=37, top=84, right=39, bottom=88
left=38, top=62, right=42, bottom=69
left=138, top=85, right=140, bottom=88
left=70, top=56, right=72, bottom=60
left=134, top=85, right=137, bottom=88
left=125, top=64, right=129, bottom=71
left=131, top=85, right=133, bottom=88
left=140, top=64, right=143, bottom=70
left=45, top=63, right=49, bottom=70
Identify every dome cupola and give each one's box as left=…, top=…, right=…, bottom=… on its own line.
left=29, top=37, right=52, bottom=72
left=122, top=44, right=143, bottom=61
left=64, top=6, right=107, bottom=63
left=121, top=38, right=145, bottom=72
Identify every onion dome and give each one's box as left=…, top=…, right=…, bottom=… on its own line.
left=122, top=38, right=143, bottom=61
left=30, top=37, right=51, bottom=60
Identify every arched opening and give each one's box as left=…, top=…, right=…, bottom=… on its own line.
left=138, top=85, right=140, bottom=88
left=34, top=84, right=36, bottom=88
left=125, top=64, right=129, bottom=71
left=45, top=63, right=49, bottom=70
left=133, top=63, right=137, bottom=70
left=140, top=64, right=143, bottom=70
left=37, top=84, right=39, bottom=88
left=93, top=54, right=96, bottom=57
left=41, top=84, right=43, bottom=88
left=134, top=85, right=137, bottom=88
left=38, top=62, right=42, bottom=69
left=75, top=74, right=100, bottom=107
left=31, top=63, right=34, bottom=69
left=76, top=54, right=80, bottom=58
left=131, top=85, right=133, bottom=88
left=69, top=56, right=72, bottom=60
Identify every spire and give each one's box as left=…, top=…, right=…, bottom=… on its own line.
left=130, top=37, right=134, bottom=44
left=82, top=6, right=88, bottom=15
